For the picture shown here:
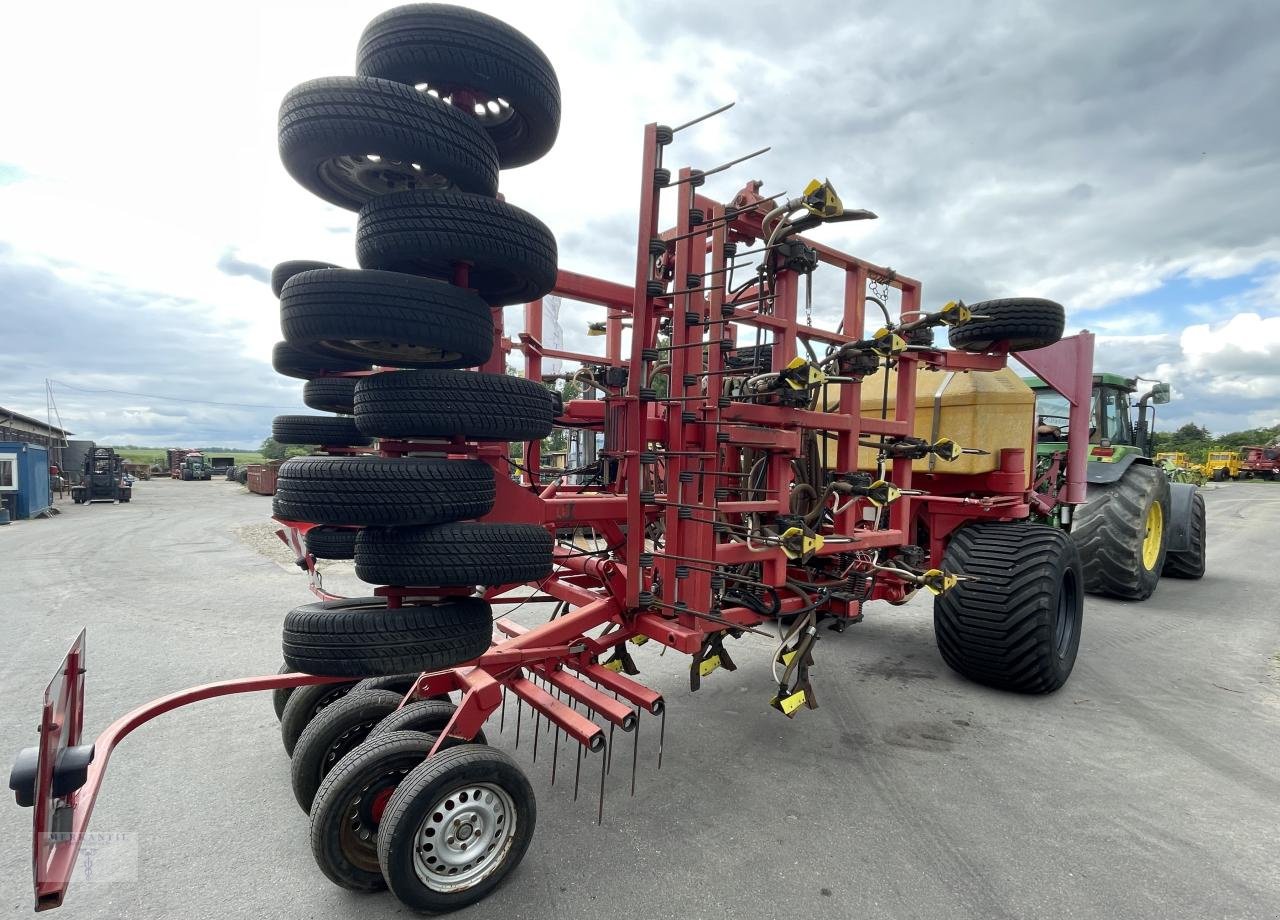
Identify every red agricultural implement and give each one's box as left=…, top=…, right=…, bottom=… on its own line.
left=1239, top=444, right=1280, bottom=480
left=12, top=4, right=1101, bottom=914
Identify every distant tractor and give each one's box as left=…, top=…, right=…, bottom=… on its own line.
left=180, top=452, right=212, bottom=481
left=69, top=447, right=132, bottom=504
left=1028, top=373, right=1206, bottom=598
left=1203, top=450, right=1241, bottom=482
left=1154, top=451, right=1205, bottom=485
left=1237, top=445, right=1280, bottom=480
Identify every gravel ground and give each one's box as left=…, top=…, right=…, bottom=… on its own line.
left=2, top=477, right=1279, bottom=920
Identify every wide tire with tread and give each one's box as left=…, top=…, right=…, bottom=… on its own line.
left=281, top=268, right=493, bottom=370
left=278, top=76, right=499, bottom=209
left=353, top=370, right=557, bottom=441
left=948, top=297, right=1065, bottom=352
left=357, top=4, right=560, bottom=168
left=1162, top=488, right=1206, bottom=579
left=281, top=596, right=493, bottom=677
left=309, top=730, right=437, bottom=891
left=291, top=689, right=405, bottom=813
left=273, top=456, right=495, bottom=526
left=1069, top=463, right=1170, bottom=600
left=306, top=526, right=359, bottom=560
left=273, top=260, right=340, bottom=298
left=356, top=189, right=558, bottom=306
left=934, top=522, right=1083, bottom=693
left=303, top=376, right=358, bottom=415
left=272, top=414, right=370, bottom=447
left=371, top=698, right=486, bottom=745
left=356, top=523, right=553, bottom=587
left=378, top=745, right=536, bottom=912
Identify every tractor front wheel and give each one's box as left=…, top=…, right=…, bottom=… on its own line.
left=934, top=522, right=1083, bottom=693
left=1069, top=464, right=1169, bottom=600
left=378, top=745, right=535, bottom=913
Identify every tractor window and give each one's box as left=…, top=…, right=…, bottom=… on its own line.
left=1034, top=391, right=1070, bottom=440
left=1097, top=389, right=1132, bottom=445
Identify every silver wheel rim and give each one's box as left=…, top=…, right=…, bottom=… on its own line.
left=412, top=782, right=516, bottom=891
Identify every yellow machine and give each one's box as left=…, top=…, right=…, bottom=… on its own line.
left=1203, top=451, right=1241, bottom=482
left=1155, top=451, right=1192, bottom=468
left=822, top=366, right=1035, bottom=484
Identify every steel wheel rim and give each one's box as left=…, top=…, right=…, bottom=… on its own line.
left=318, top=155, right=452, bottom=203
left=319, top=339, right=461, bottom=365
left=1141, top=501, right=1163, bottom=570
left=412, top=782, right=516, bottom=891
left=320, top=720, right=380, bottom=785
left=339, top=765, right=410, bottom=872
left=414, top=83, right=516, bottom=129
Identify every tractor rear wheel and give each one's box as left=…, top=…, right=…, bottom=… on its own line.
left=947, top=297, right=1065, bottom=352
left=309, top=730, right=438, bottom=891
left=1162, top=488, right=1206, bottom=579
left=353, top=370, right=558, bottom=441
left=378, top=745, right=536, bottom=912
left=1070, top=463, right=1169, bottom=600
left=281, top=596, right=493, bottom=677
left=291, top=689, right=405, bottom=813
left=934, top=522, right=1083, bottom=693
left=355, top=189, right=558, bottom=306
left=273, top=456, right=495, bottom=526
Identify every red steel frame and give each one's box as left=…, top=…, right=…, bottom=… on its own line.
left=21, top=121, right=1096, bottom=910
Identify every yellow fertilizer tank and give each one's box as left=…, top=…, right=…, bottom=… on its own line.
left=822, top=366, right=1036, bottom=481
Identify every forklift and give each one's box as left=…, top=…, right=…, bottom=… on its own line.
left=70, top=447, right=132, bottom=504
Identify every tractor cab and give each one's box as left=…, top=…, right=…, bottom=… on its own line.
left=1025, top=373, right=1169, bottom=460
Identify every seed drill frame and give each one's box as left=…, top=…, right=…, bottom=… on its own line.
left=14, top=118, right=1094, bottom=910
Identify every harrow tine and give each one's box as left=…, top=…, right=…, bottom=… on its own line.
left=671, top=101, right=734, bottom=133
left=671, top=147, right=771, bottom=185
left=574, top=741, right=582, bottom=801
left=500, top=686, right=506, bottom=734
left=658, top=707, right=666, bottom=770
left=515, top=697, right=522, bottom=750
left=598, top=741, right=608, bottom=826
left=630, top=709, right=640, bottom=797
left=533, top=709, right=541, bottom=762
left=551, top=725, right=560, bottom=786
left=606, top=722, right=615, bottom=774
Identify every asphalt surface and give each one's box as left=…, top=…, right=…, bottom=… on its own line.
left=2, top=477, right=1279, bottom=920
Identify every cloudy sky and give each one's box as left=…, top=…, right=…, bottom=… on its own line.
left=1, top=0, right=1277, bottom=446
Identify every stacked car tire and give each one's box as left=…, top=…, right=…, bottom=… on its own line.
left=270, top=4, right=560, bottom=683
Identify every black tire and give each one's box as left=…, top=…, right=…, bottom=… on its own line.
left=280, top=680, right=361, bottom=756
left=1069, top=463, right=1170, bottom=600
left=356, top=4, right=560, bottom=169
left=272, top=414, right=371, bottom=447
left=948, top=297, right=1065, bottom=352
left=272, top=259, right=340, bottom=298
left=236, top=467, right=249, bottom=485
left=273, top=662, right=297, bottom=721
left=934, top=522, right=1083, bottom=693
left=306, top=526, right=359, bottom=560
left=356, top=523, right=552, bottom=587
left=272, top=341, right=371, bottom=380
left=904, top=325, right=935, bottom=347
left=353, top=370, right=556, bottom=441
left=281, top=596, right=493, bottom=677
left=280, top=268, right=493, bottom=370
left=378, top=745, right=535, bottom=912
left=371, top=698, right=486, bottom=745
left=356, top=674, right=419, bottom=696
left=273, top=456, right=495, bottom=526
left=278, top=75, right=498, bottom=210
left=356, top=189, right=558, bottom=306
left=1163, top=489, right=1206, bottom=579
left=303, top=376, right=358, bottom=415
left=1212, top=467, right=1227, bottom=482
left=291, top=689, right=406, bottom=813
left=309, top=730, right=436, bottom=892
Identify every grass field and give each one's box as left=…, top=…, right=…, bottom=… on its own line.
left=109, top=448, right=267, bottom=466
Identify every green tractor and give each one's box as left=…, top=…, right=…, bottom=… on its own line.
left=1026, top=373, right=1206, bottom=599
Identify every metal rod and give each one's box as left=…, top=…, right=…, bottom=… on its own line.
left=551, top=725, right=560, bottom=786
left=671, top=147, right=771, bottom=184
left=671, top=101, right=735, bottom=133
left=630, top=710, right=640, bottom=797
left=499, top=687, right=506, bottom=734
left=658, top=708, right=666, bottom=770
left=532, top=708, right=540, bottom=762
left=574, top=740, right=582, bottom=801
left=598, top=742, right=607, bottom=825
left=515, top=697, right=522, bottom=749
left=606, top=722, right=615, bottom=774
